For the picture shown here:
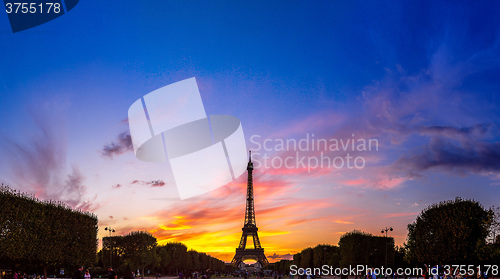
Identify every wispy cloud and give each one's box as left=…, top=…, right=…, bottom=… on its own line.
left=396, top=124, right=500, bottom=175
left=0, top=99, right=98, bottom=211
left=102, top=131, right=133, bottom=158
left=252, top=34, right=500, bottom=191
left=130, top=179, right=166, bottom=187
left=334, top=219, right=354, bottom=225
left=92, top=10, right=500, bottom=259
left=108, top=171, right=332, bottom=262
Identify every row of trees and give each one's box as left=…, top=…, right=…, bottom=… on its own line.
left=99, top=237, right=227, bottom=276
left=154, top=243, right=227, bottom=273
left=271, top=197, right=500, bottom=272
left=292, top=244, right=340, bottom=268
left=3, top=183, right=499, bottom=273
left=276, top=233, right=394, bottom=272
left=339, top=231, right=395, bottom=267
left=1, top=185, right=227, bottom=278
left=0, top=185, right=98, bottom=278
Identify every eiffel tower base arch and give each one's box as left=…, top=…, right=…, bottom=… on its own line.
left=231, top=248, right=268, bottom=268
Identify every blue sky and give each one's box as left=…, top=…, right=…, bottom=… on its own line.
left=1, top=0, right=500, bottom=261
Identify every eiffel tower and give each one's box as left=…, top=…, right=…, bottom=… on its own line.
left=231, top=151, right=269, bottom=268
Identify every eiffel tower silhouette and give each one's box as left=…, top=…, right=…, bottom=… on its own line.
left=231, top=151, right=269, bottom=268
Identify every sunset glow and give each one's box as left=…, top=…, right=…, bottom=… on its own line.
left=1, top=0, right=500, bottom=264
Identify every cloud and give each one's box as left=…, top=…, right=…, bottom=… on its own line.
left=150, top=180, right=166, bottom=187
left=106, top=28, right=500, bottom=255
left=396, top=129, right=500, bottom=175
left=418, top=124, right=494, bottom=140
left=285, top=218, right=324, bottom=226
left=109, top=172, right=332, bottom=262
left=334, top=219, right=354, bottom=225
left=341, top=178, right=369, bottom=186
left=0, top=99, right=98, bottom=211
left=129, top=179, right=166, bottom=187
left=254, top=32, right=500, bottom=190
left=60, top=166, right=98, bottom=211
left=102, top=131, right=133, bottom=158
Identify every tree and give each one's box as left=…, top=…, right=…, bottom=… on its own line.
left=339, top=230, right=393, bottom=267
left=151, top=242, right=225, bottom=274
left=155, top=246, right=171, bottom=274
left=123, top=231, right=157, bottom=279
left=168, top=242, right=187, bottom=274
left=299, top=248, right=313, bottom=268
left=292, top=244, right=339, bottom=268
left=188, top=250, right=201, bottom=271
left=313, top=245, right=325, bottom=267
left=102, top=236, right=124, bottom=269
left=406, top=197, right=493, bottom=265
left=0, top=185, right=98, bottom=278
left=393, top=246, right=409, bottom=269
left=325, top=245, right=341, bottom=267
left=270, top=259, right=292, bottom=273
left=292, top=253, right=301, bottom=266
left=103, top=231, right=157, bottom=278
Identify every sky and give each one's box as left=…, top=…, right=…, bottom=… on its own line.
left=1, top=0, right=500, bottom=263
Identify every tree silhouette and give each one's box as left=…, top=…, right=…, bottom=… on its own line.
left=406, top=197, right=493, bottom=264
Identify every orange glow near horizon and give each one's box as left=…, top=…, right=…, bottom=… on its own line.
left=95, top=162, right=418, bottom=264
left=97, top=179, right=404, bottom=264
left=94, top=116, right=431, bottom=264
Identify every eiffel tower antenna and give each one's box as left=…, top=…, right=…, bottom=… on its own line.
left=231, top=151, right=268, bottom=268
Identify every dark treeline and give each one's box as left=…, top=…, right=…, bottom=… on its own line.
left=0, top=185, right=98, bottom=279
left=153, top=242, right=226, bottom=274
left=3, top=184, right=500, bottom=276
left=339, top=231, right=394, bottom=267
left=99, top=237, right=227, bottom=277
left=1, top=185, right=227, bottom=279
left=270, top=198, right=500, bottom=272
left=269, top=234, right=396, bottom=273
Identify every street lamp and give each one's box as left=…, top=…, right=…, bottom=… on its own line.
left=105, top=227, right=116, bottom=268
left=381, top=227, right=393, bottom=272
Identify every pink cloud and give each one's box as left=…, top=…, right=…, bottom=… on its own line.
left=334, top=219, right=354, bottom=225
left=341, top=178, right=369, bottom=186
